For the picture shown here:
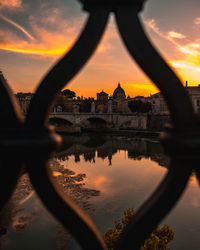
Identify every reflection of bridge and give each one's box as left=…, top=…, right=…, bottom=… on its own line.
left=49, top=112, right=147, bottom=131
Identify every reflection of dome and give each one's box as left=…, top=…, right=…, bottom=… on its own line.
left=113, top=83, right=126, bottom=100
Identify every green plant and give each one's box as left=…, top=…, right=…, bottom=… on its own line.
left=104, top=208, right=174, bottom=250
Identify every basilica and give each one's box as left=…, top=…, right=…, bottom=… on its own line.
left=96, top=82, right=131, bottom=113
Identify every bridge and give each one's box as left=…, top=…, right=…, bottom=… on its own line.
left=49, top=112, right=147, bottom=132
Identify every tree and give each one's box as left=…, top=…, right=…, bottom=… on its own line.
left=104, top=208, right=174, bottom=250
left=128, top=100, right=152, bottom=113
left=62, top=89, right=76, bottom=99
left=16, top=92, right=33, bottom=99
left=80, top=98, right=92, bottom=112
left=54, top=93, right=70, bottom=111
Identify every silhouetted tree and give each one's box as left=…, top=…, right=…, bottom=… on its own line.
left=80, top=98, right=92, bottom=112
left=128, top=100, right=152, bottom=113
left=62, top=89, right=76, bottom=99
left=16, top=92, right=33, bottom=99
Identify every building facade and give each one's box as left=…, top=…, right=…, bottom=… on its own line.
left=149, top=85, right=200, bottom=115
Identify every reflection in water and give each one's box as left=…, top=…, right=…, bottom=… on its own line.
left=0, top=173, right=34, bottom=233
left=57, top=133, right=169, bottom=167
left=0, top=172, right=39, bottom=249
left=1, top=133, right=200, bottom=249
left=49, top=159, right=100, bottom=249
left=55, top=135, right=168, bottom=221
left=0, top=153, right=101, bottom=249
left=52, top=134, right=169, bottom=249
left=50, top=159, right=100, bottom=212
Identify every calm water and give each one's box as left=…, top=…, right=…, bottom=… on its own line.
left=1, top=133, right=200, bottom=249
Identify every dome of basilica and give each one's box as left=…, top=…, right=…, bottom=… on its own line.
left=113, top=83, right=126, bottom=100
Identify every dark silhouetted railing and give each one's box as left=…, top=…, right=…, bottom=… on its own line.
left=0, top=0, right=199, bottom=249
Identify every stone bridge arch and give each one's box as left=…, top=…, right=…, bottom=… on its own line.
left=49, top=117, right=74, bottom=126
left=82, top=117, right=107, bottom=128
left=49, top=117, right=77, bottom=132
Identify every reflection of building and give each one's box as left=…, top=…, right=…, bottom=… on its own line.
left=83, top=151, right=95, bottom=163
left=56, top=134, right=169, bottom=168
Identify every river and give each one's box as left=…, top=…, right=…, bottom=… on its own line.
left=1, top=133, right=200, bottom=249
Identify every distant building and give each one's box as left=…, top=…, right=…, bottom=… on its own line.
left=16, top=92, right=33, bottom=114
left=0, top=71, right=32, bottom=114
left=113, top=83, right=126, bottom=100
left=149, top=83, right=200, bottom=115
left=112, top=83, right=130, bottom=113
left=95, top=83, right=130, bottom=113
left=14, top=76, right=200, bottom=117
left=149, top=92, right=169, bottom=115
left=96, top=90, right=109, bottom=113
left=97, top=90, right=108, bottom=101
left=133, top=96, right=149, bottom=102
left=186, top=85, right=200, bottom=114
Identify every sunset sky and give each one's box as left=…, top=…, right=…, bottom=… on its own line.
left=1, top=0, right=200, bottom=98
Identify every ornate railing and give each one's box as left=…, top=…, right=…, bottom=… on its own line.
left=1, top=0, right=199, bottom=249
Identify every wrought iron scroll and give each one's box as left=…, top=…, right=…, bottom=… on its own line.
left=0, top=0, right=199, bottom=249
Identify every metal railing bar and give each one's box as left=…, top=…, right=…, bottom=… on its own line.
left=23, top=9, right=110, bottom=249
left=116, top=159, right=191, bottom=249
left=0, top=77, right=24, bottom=208
left=113, top=6, right=200, bottom=249
left=0, top=76, right=23, bottom=127
left=0, top=1, right=199, bottom=249
left=26, top=158, right=106, bottom=250
left=115, top=8, right=197, bottom=129
left=26, top=10, right=109, bottom=127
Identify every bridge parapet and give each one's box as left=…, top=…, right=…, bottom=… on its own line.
left=49, top=112, right=147, bottom=129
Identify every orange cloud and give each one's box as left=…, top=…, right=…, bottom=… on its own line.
left=0, top=26, right=70, bottom=57
left=39, top=8, right=60, bottom=25
left=194, top=17, right=200, bottom=25
left=0, top=10, right=118, bottom=57
left=4, top=11, right=200, bottom=96
left=146, top=18, right=200, bottom=84
left=1, top=46, right=67, bottom=56
left=168, top=31, right=186, bottom=39
left=0, top=15, right=79, bottom=57
left=123, top=83, right=158, bottom=96
left=0, top=14, right=35, bottom=40
left=146, top=19, right=166, bottom=39
left=169, top=41, right=200, bottom=82
left=0, top=5, right=87, bottom=57
left=146, top=19, right=186, bottom=45
left=0, top=0, right=22, bottom=8
left=94, top=176, right=107, bottom=187
left=0, top=27, right=107, bottom=57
